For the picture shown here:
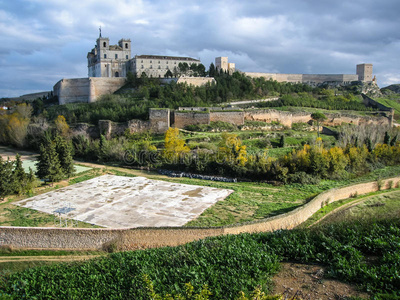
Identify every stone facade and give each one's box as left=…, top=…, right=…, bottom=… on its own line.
left=87, top=37, right=131, bottom=78
left=87, top=35, right=201, bottom=79
left=357, top=63, right=373, bottom=82
left=131, top=55, right=201, bottom=78
left=215, top=57, right=235, bottom=74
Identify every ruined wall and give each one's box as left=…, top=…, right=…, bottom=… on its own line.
left=149, top=109, right=170, bottom=133
left=54, top=77, right=126, bottom=104
left=244, top=109, right=294, bottom=127
left=2, top=177, right=399, bottom=250
left=210, top=111, right=244, bottom=125
left=173, top=111, right=210, bottom=128
left=291, top=112, right=313, bottom=124
left=243, top=109, right=391, bottom=128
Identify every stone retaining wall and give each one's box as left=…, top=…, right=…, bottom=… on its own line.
left=2, top=177, right=399, bottom=251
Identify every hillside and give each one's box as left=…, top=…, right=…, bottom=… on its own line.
left=1, top=219, right=399, bottom=299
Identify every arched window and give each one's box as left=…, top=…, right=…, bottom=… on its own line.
left=103, top=42, right=107, bottom=47
left=115, top=72, right=119, bottom=77
left=125, top=43, right=128, bottom=49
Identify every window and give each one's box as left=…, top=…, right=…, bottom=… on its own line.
left=115, top=54, right=118, bottom=59
left=115, top=72, right=119, bottom=77
left=150, top=60, right=152, bottom=63
left=126, top=55, right=128, bottom=59
left=158, top=61, right=160, bottom=64
left=158, top=66, right=161, bottom=69
left=103, top=42, right=107, bottom=47
left=141, top=65, right=144, bottom=69
left=150, top=65, right=152, bottom=69
left=125, top=43, right=128, bottom=49
left=104, top=54, right=107, bottom=59
left=141, top=60, right=143, bottom=63
left=166, top=61, right=168, bottom=64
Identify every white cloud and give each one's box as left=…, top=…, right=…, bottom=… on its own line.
left=1, top=0, right=400, bottom=96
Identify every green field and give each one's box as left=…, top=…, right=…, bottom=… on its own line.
left=1, top=219, right=399, bottom=299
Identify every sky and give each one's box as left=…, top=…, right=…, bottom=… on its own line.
left=1, top=0, right=400, bottom=97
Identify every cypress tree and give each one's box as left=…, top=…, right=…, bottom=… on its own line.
left=384, top=131, right=391, bottom=145
left=13, top=153, right=27, bottom=194
left=279, top=135, right=285, bottom=148
left=54, top=135, right=75, bottom=178
left=0, top=157, right=15, bottom=200
left=36, top=141, right=64, bottom=184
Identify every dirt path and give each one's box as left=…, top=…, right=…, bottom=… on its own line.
left=272, top=262, right=369, bottom=299
left=0, top=255, right=103, bottom=263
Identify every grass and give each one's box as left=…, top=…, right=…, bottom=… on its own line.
left=317, top=189, right=400, bottom=226
left=297, top=188, right=400, bottom=228
left=183, top=179, right=326, bottom=227
left=374, top=97, right=400, bottom=119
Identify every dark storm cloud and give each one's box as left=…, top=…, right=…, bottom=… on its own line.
left=1, top=0, right=399, bottom=97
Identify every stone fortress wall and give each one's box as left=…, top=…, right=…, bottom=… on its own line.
left=246, top=73, right=360, bottom=84
left=54, top=77, right=127, bottom=105
left=2, top=176, right=399, bottom=250
left=243, top=62, right=371, bottom=85
left=54, top=77, right=215, bottom=105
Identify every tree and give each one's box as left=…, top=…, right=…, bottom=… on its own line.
left=208, top=63, right=216, bottom=77
left=218, top=133, right=248, bottom=167
left=164, top=70, right=173, bottom=78
left=311, top=112, right=327, bottom=137
left=6, top=112, right=30, bottom=148
left=13, top=153, right=27, bottom=194
left=54, top=115, right=69, bottom=137
left=0, top=157, right=15, bottom=200
left=279, top=135, right=285, bottom=148
left=36, top=141, right=64, bottom=184
left=163, top=127, right=190, bottom=163
left=384, top=131, right=391, bottom=145
left=54, top=135, right=75, bottom=178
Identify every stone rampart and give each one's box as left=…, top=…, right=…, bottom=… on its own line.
left=54, top=77, right=126, bottom=104
left=244, top=72, right=359, bottom=84
left=176, top=77, right=216, bottom=87
left=2, top=177, right=399, bottom=250
left=160, top=77, right=216, bottom=87
left=244, top=109, right=294, bottom=127
left=173, top=111, right=210, bottom=128
left=276, top=74, right=303, bottom=83
left=210, top=111, right=244, bottom=125
left=149, top=109, right=170, bottom=133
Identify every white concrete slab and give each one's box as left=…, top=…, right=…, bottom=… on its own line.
left=16, top=175, right=233, bottom=228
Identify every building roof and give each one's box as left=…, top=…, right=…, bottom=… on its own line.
left=136, top=55, right=200, bottom=62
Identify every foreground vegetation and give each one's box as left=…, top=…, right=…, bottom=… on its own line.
left=0, top=219, right=399, bottom=299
